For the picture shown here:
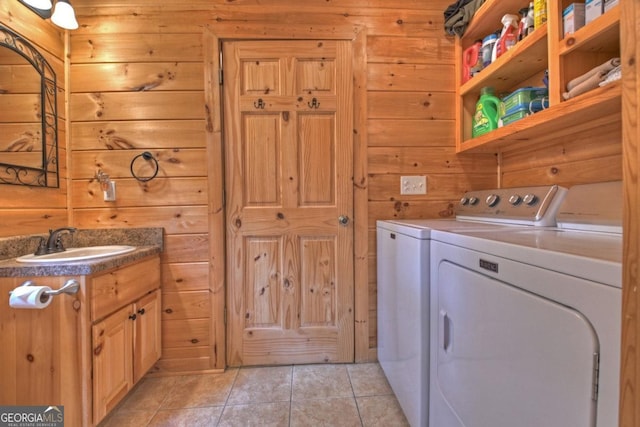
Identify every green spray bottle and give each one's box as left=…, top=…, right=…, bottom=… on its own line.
left=472, top=87, right=501, bottom=138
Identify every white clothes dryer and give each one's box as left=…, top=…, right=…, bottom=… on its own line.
left=428, top=181, right=622, bottom=427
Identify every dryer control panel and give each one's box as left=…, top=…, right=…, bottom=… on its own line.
left=456, top=185, right=567, bottom=226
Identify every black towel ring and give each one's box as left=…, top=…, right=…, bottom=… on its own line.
left=130, top=151, right=159, bottom=182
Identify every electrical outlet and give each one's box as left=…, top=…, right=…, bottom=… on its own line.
left=401, top=176, right=427, bottom=195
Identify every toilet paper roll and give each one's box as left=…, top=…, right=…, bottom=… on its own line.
left=9, top=285, right=52, bottom=309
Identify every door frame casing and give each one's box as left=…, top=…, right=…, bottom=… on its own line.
left=204, top=24, right=369, bottom=369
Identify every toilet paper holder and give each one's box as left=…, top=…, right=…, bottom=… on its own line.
left=9, top=279, right=80, bottom=297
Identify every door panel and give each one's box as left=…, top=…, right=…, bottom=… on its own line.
left=243, top=114, right=280, bottom=206
left=300, top=237, right=337, bottom=326
left=299, top=114, right=335, bottom=205
left=296, top=58, right=335, bottom=92
left=244, top=237, right=281, bottom=328
left=224, top=40, right=354, bottom=366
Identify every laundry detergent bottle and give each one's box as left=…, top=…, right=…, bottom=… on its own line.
left=462, top=39, right=483, bottom=83
left=472, top=87, right=501, bottom=138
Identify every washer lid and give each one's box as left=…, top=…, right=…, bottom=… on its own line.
left=376, top=219, right=521, bottom=238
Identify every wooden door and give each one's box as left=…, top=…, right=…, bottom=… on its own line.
left=92, top=304, right=133, bottom=424
left=133, top=289, right=162, bottom=383
left=223, top=40, right=354, bottom=366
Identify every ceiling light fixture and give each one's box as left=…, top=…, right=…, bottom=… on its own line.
left=18, top=0, right=79, bottom=30
left=51, top=0, right=79, bottom=30
left=22, top=0, right=53, bottom=10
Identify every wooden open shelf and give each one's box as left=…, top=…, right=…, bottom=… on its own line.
left=558, top=5, right=620, bottom=56
left=460, top=24, right=548, bottom=97
left=455, top=0, right=621, bottom=154
left=456, top=81, right=621, bottom=153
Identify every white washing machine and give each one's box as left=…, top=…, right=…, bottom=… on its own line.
left=428, top=181, right=622, bottom=427
left=377, top=185, right=567, bottom=427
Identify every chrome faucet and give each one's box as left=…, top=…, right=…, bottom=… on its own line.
left=34, top=227, right=77, bottom=255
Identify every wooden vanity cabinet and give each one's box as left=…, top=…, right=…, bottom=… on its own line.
left=90, top=256, right=161, bottom=425
left=0, top=254, right=161, bottom=427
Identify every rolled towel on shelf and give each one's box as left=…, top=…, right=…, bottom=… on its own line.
left=566, top=58, right=621, bottom=92
left=599, top=65, right=622, bottom=87
left=563, top=70, right=607, bottom=100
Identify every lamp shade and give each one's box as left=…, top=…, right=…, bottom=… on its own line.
left=21, top=0, right=53, bottom=10
left=51, top=0, right=78, bottom=30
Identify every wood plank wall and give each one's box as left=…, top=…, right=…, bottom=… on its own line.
left=68, top=0, right=497, bottom=370
left=0, top=3, right=67, bottom=235
left=620, top=0, right=640, bottom=424
left=68, top=4, right=212, bottom=372
left=3, top=0, right=624, bottom=373
left=500, top=122, right=622, bottom=187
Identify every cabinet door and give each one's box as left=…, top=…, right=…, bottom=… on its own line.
left=133, top=289, right=161, bottom=383
left=92, top=304, right=134, bottom=425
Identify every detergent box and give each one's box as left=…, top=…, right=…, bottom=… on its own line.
left=563, top=3, right=586, bottom=36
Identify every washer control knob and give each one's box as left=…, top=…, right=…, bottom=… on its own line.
left=460, top=197, right=469, bottom=206
left=486, top=194, right=500, bottom=207
left=469, top=196, right=479, bottom=206
left=508, top=194, right=522, bottom=206
left=523, top=194, right=538, bottom=205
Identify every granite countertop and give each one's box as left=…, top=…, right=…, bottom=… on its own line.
left=0, top=228, right=163, bottom=278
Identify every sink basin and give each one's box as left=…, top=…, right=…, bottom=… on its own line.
left=16, top=245, right=136, bottom=263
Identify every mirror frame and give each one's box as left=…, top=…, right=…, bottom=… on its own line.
left=0, top=24, right=59, bottom=188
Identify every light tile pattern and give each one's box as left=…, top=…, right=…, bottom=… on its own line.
left=99, top=363, right=409, bottom=427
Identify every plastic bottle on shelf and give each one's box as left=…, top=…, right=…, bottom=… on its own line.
left=526, top=3, right=535, bottom=36
left=494, top=14, right=519, bottom=59
left=481, top=33, right=498, bottom=67
left=462, top=40, right=483, bottom=83
left=517, top=7, right=528, bottom=41
left=534, top=0, right=547, bottom=29
left=472, top=87, right=501, bottom=138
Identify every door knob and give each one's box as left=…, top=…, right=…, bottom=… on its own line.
left=338, top=215, right=350, bottom=226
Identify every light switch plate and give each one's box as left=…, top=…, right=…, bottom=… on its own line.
left=401, top=176, right=427, bottom=195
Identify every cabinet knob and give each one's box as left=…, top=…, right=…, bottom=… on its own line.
left=137, top=308, right=146, bottom=316
left=129, top=313, right=137, bottom=321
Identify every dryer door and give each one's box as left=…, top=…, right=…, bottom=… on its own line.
left=432, top=261, right=598, bottom=427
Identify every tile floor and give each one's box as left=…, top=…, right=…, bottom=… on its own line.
left=99, top=363, right=409, bottom=427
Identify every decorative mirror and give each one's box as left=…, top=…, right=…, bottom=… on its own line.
left=0, top=24, right=58, bottom=187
